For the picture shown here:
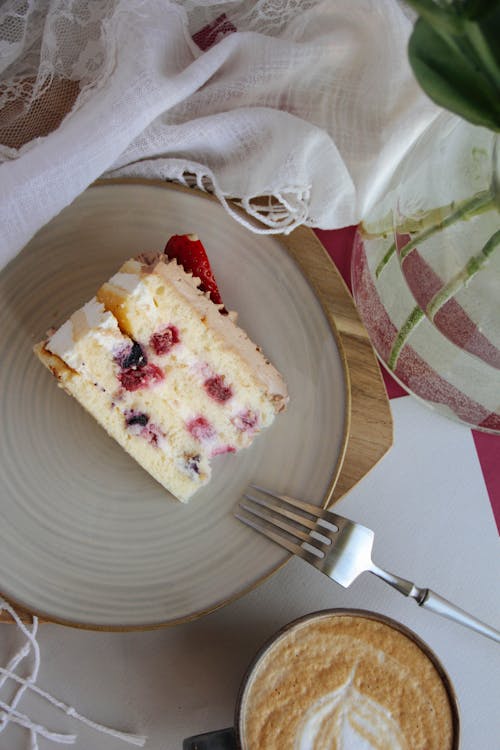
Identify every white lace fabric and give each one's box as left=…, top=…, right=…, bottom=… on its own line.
left=0, top=0, right=439, bottom=270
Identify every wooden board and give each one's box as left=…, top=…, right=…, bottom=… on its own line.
left=279, top=227, right=393, bottom=502
left=0, top=211, right=392, bottom=625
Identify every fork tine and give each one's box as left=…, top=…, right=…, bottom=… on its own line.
left=250, top=484, right=328, bottom=519
left=250, top=484, right=348, bottom=530
left=244, top=491, right=318, bottom=531
left=235, top=511, right=305, bottom=557
left=239, top=499, right=313, bottom=543
left=240, top=490, right=333, bottom=558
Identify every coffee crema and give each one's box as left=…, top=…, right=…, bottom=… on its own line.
left=239, top=612, right=457, bottom=750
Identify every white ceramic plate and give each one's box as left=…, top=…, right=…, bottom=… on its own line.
left=0, top=181, right=349, bottom=628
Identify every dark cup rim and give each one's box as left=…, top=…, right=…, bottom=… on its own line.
left=234, top=607, right=460, bottom=750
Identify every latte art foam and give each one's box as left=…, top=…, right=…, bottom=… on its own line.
left=240, top=613, right=456, bottom=750
left=296, top=667, right=406, bottom=750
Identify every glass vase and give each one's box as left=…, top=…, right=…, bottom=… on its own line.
left=352, top=112, right=500, bottom=433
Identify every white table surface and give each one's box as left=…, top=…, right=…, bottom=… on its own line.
left=1, top=396, right=499, bottom=750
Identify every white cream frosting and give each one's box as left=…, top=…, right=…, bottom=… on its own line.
left=107, top=271, right=157, bottom=316
left=47, top=298, right=121, bottom=370
left=107, top=272, right=140, bottom=293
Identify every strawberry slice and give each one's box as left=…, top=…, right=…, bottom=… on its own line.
left=164, top=234, right=224, bottom=306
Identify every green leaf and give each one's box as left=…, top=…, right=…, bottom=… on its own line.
left=472, top=7, right=500, bottom=73
left=408, top=18, right=500, bottom=131
left=459, top=0, right=500, bottom=21
left=403, top=0, right=465, bottom=34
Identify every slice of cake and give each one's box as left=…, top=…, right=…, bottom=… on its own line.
left=34, top=236, right=288, bottom=502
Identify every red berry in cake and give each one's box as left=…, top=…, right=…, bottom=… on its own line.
left=210, top=444, right=236, bottom=457
left=187, top=416, right=216, bottom=442
left=150, top=325, right=180, bottom=356
left=232, top=409, right=258, bottom=432
left=119, top=363, right=164, bottom=391
left=124, top=410, right=164, bottom=446
left=164, top=234, right=224, bottom=306
left=142, top=422, right=164, bottom=447
left=204, top=374, right=233, bottom=403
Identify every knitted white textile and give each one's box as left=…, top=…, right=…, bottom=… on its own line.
left=0, top=0, right=439, bottom=270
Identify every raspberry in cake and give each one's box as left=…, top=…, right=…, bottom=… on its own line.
left=34, top=236, right=288, bottom=502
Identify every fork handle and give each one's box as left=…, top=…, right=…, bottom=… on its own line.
left=418, top=588, right=500, bottom=643
left=370, top=565, right=500, bottom=643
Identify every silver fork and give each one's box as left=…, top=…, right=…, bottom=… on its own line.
left=236, top=485, right=500, bottom=643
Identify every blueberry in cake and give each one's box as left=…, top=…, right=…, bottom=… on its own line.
left=34, top=234, right=288, bottom=502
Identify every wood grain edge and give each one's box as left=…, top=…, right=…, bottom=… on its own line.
left=279, top=227, right=393, bottom=502
left=0, top=604, right=34, bottom=625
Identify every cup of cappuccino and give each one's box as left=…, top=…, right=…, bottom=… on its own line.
left=183, top=609, right=460, bottom=749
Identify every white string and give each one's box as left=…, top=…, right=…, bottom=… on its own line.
left=0, top=599, right=41, bottom=748
left=107, top=159, right=312, bottom=235
left=0, top=641, right=33, bottom=726
left=184, top=166, right=311, bottom=235
left=0, top=669, right=147, bottom=747
left=0, top=698, right=76, bottom=744
left=0, top=598, right=148, bottom=748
